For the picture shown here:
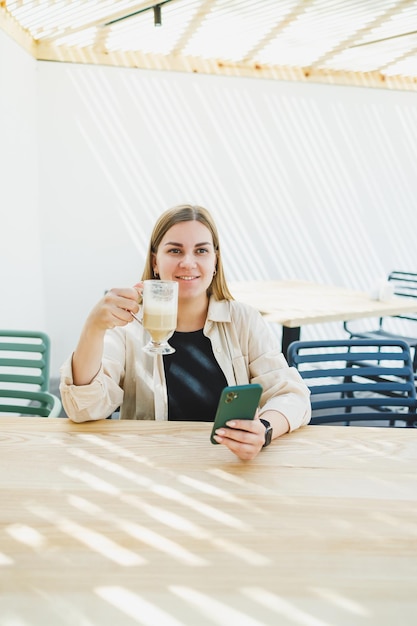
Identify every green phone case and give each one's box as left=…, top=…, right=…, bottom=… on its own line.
left=210, top=383, right=263, bottom=444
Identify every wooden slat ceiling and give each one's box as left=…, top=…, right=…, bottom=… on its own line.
left=1, top=0, right=417, bottom=91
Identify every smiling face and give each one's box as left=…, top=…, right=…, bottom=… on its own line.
left=153, top=220, right=217, bottom=303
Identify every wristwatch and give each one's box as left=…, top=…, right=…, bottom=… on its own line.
left=260, top=418, right=273, bottom=448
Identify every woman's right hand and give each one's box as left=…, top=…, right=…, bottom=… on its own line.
left=72, top=286, right=141, bottom=386
left=86, top=287, right=141, bottom=332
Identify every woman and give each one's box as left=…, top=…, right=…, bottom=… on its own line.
left=60, top=204, right=311, bottom=460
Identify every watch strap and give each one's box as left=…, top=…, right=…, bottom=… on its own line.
left=260, top=418, right=273, bottom=448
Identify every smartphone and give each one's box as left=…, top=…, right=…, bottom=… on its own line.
left=210, top=383, right=263, bottom=444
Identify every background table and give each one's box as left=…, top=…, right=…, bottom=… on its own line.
left=1, top=417, right=417, bottom=625
left=229, top=280, right=417, bottom=356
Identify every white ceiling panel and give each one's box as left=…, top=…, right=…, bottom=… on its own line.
left=1, top=0, right=417, bottom=91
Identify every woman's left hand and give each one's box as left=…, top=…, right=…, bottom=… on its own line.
left=212, top=415, right=266, bottom=460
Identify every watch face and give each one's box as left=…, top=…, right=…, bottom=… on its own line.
left=260, top=419, right=273, bottom=447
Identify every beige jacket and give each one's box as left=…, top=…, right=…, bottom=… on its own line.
left=60, top=298, right=311, bottom=429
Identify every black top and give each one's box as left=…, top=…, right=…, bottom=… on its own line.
left=164, top=329, right=227, bottom=422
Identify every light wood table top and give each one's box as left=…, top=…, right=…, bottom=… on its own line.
left=229, top=279, right=417, bottom=327
left=229, top=280, right=417, bottom=356
left=1, top=417, right=417, bottom=625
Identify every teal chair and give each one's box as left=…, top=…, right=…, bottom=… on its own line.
left=0, top=389, right=62, bottom=417
left=0, top=330, right=62, bottom=417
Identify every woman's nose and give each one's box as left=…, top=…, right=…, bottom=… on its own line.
left=179, top=254, right=196, bottom=267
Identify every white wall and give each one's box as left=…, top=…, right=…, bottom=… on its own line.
left=2, top=28, right=417, bottom=377
left=0, top=31, right=44, bottom=329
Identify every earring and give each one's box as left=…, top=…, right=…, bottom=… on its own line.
left=154, top=271, right=159, bottom=278
left=213, top=269, right=217, bottom=276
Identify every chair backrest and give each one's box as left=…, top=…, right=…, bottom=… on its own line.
left=287, top=338, right=417, bottom=426
left=387, top=271, right=417, bottom=323
left=0, top=330, right=51, bottom=392
left=0, top=389, right=61, bottom=417
left=0, top=330, right=62, bottom=417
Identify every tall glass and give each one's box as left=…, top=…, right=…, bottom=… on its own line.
left=142, top=280, right=178, bottom=355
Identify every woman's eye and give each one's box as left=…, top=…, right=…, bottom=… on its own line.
left=166, top=247, right=209, bottom=255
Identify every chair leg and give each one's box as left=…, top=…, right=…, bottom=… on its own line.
left=405, top=410, right=417, bottom=428
left=412, top=347, right=417, bottom=373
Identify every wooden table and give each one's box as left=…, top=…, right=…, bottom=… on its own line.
left=1, top=417, right=417, bottom=625
left=230, top=280, right=417, bottom=356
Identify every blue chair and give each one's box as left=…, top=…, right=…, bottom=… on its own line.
left=287, top=338, right=417, bottom=427
left=343, top=271, right=417, bottom=372
left=0, top=330, right=62, bottom=417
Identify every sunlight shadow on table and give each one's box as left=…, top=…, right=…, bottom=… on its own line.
left=177, top=473, right=265, bottom=513
left=309, top=587, right=370, bottom=618
left=0, top=552, right=13, bottom=565
left=63, top=466, right=269, bottom=567
left=68, top=494, right=208, bottom=567
left=95, top=586, right=185, bottom=626
left=67, top=441, right=256, bottom=527
left=170, top=585, right=271, bottom=626
left=6, top=524, right=46, bottom=550
left=18, top=440, right=273, bottom=572
left=26, top=502, right=145, bottom=566
left=241, top=587, right=337, bottom=625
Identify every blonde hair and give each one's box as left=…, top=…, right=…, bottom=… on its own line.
left=142, top=204, right=233, bottom=301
